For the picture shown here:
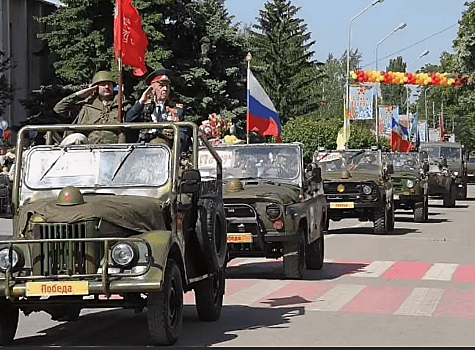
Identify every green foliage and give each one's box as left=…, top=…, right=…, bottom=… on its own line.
left=0, top=51, right=14, bottom=117
left=380, top=56, right=408, bottom=113
left=282, top=115, right=389, bottom=161
left=249, top=0, right=323, bottom=124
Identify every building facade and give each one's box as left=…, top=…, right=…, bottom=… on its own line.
left=0, top=0, right=58, bottom=140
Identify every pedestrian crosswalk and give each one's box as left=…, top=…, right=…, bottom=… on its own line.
left=182, top=258, right=475, bottom=320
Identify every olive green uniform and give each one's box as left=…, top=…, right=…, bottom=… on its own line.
left=54, top=93, right=128, bottom=144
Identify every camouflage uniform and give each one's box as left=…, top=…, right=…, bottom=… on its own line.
left=54, top=93, right=128, bottom=144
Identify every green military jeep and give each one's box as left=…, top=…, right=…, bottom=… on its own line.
left=0, top=122, right=227, bottom=346
left=385, top=151, right=430, bottom=222
left=314, top=148, right=395, bottom=234
left=420, top=142, right=466, bottom=206
left=199, top=143, right=326, bottom=279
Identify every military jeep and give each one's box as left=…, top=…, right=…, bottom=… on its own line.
left=199, top=143, right=326, bottom=279
left=420, top=142, right=465, bottom=206
left=385, top=151, right=430, bottom=222
left=0, top=122, right=227, bottom=346
left=314, top=148, right=395, bottom=234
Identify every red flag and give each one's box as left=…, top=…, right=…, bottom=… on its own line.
left=114, top=0, right=148, bottom=72
left=390, top=131, right=413, bottom=152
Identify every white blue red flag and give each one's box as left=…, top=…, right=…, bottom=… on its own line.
left=247, top=69, right=282, bottom=142
left=391, top=115, right=413, bottom=152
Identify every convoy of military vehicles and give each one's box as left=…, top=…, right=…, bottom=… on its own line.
left=0, top=118, right=466, bottom=346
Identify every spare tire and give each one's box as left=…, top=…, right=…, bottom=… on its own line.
left=195, top=197, right=227, bottom=272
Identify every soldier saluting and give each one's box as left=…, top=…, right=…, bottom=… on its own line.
left=125, top=67, right=191, bottom=153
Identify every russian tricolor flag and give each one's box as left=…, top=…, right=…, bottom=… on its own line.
left=247, top=69, right=282, bottom=142
left=391, top=115, right=413, bottom=152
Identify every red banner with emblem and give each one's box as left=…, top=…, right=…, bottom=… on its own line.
left=114, top=0, right=148, bottom=74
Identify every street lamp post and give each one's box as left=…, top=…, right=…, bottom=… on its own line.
left=345, top=0, right=385, bottom=148
left=374, top=21, right=406, bottom=142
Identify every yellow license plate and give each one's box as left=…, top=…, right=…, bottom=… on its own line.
left=227, top=233, right=253, bottom=243
left=330, top=202, right=354, bottom=209
left=26, top=281, right=89, bottom=297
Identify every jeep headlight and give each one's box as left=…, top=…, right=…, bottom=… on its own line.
left=362, top=185, right=372, bottom=195
left=266, top=204, right=281, bottom=220
left=454, top=171, right=459, bottom=176
left=111, top=243, right=138, bottom=268
left=406, top=180, right=414, bottom=188
left=0, top=247, right=24, bottom=272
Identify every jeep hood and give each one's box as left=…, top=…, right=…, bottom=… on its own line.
left=391, top=170, right=418, bottom=180
left=323, top=171, right=380, bottom=183
left=17, top=194, right=167, bottom=238
left=224, top=183, right=299, bottom=204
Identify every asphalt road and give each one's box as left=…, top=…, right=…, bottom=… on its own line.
left=5, top=185, right=475, bottom=346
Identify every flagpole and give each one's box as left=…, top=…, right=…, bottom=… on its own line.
left=245, top=52, right=251, bottom=145
left=117, top=0, right=123, bottom=123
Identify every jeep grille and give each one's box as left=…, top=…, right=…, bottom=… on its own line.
left=34, top=221, right=100, bottom=276
left=324, top=182, right=360, bottom=195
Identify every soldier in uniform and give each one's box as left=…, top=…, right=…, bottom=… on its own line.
left=54, top=70, right=130, bottom=144
left=125, top=67, right=191, bottom=154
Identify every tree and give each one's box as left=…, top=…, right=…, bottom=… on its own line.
left=35, top=0, right=249, bottom=123
left=0, top=52, right=14, bottom=117
left=248, top=0, right=323, bottom=124
left=380, top=56, right=408, bottom=113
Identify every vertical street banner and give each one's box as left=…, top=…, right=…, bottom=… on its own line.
left=349, top=84, right=374, bottom=120
left=378, top=105, right=399, bottom=135
left=418, top=121, right=428, bottom=143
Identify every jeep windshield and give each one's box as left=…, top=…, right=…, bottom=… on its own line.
left=422, top=145, right=461, bottom=161
left=199, top=144, right=301, bottom=184
left=315, top=150, right=381, bottom=175
left=24, top=144, right=170, bottom=189
left=387, top=152, right=419, bottom=172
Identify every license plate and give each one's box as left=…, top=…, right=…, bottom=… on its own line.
left=26, top=281, right=89, bottom=297
left=330, top=202, right=354, bottom=209
left=227, top=233, right=253, bottom=243
left=393, top=194, right=400, bottom=200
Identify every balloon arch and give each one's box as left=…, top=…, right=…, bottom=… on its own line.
left=350, top=70, right=471, bottom=87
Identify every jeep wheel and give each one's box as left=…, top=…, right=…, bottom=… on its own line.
left=147, top=260, right=183, bottom=346
left=373, top=207, right=386, bottom=234
left=194, top=266, right=225, bottom=321
left=0, top=297, right=19, bottom=346
left=305, top=236, right=324, bottom=270
left=443, top=185, right=456, bottom=208
left=424, top=196, right=429, bottom=221
left=414, top=201, right=425, bottom=223
left=195, top=198, right=227, bottom=272
left=283, top=233, right=305, bottom=279
left=386, top=203, right=395, bottom=232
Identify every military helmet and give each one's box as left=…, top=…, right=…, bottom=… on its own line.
left=56, top=186, right=85, bottom=206
left=226, top=178, right=243, bottom=193
left=341, top=169, right=352, bottom=179
left=91, top=70, right=115, bottom=86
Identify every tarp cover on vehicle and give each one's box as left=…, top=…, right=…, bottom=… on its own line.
left=17, top=194, right=167, bottom=238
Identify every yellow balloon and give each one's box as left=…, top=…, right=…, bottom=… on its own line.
left=352, top=73, right=357, bottom=79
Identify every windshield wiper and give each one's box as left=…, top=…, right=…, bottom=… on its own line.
left=111, top=145, right=135, bottom=181
left=39, top=149, right=67, bottom=181
left=348, top=149, right=366, bottom=161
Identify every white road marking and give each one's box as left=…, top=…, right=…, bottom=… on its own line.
left=422, top=263, right=459, bottom=281
left=394, top=287, right=444, bottom=317
left=351, top=260, right=395, bottom=278
left=307, top=284, right=365, bottom=312
left=224, top=279, right=289, bottom=306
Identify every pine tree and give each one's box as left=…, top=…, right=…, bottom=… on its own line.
left=0, top=52, right=14, bottom=117
left=249, top=0, right=322, bottom=124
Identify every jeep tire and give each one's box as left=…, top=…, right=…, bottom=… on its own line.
left=147, top=260, right=183, bottom=346
left=386, top=203, right=395, bottom=232
left=0, top=297, right=19, bottom=346
left=373, top=206, right=387, bottom=234
left=305, top=236, right=324, bottom=270
left=194, top=266, right=225, bottom=322
left=195, top=198, right=227, bottom=272
left=443, top=184, right=456, bottom=208
left=424, top=196, right=429, bottom=221
left=283, top=232, right=305, bottom=279
left=414, top=201, right=425, bottom=223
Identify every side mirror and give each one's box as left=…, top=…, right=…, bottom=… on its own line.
left=180, top=169, right=201, bottom=194
left=312, top=167, right=322, bottom=183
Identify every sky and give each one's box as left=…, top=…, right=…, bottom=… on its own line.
left=225, top=0, right=469, bottom=73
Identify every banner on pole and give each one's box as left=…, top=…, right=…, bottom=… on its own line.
left=349, top=85, right=374, bottom=120
left=418, top=121, right=428, bottom=143
left=378, top=105, right=399, bottom=135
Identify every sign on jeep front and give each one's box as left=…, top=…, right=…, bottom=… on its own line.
left=0, top=122, right=226, bottom=346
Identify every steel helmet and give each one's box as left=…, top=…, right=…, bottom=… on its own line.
left=226, top=178, right=243, bottom=193
left=56, top=186, right=85, bottom=206
left=91, top=71, right=115, bottom=86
